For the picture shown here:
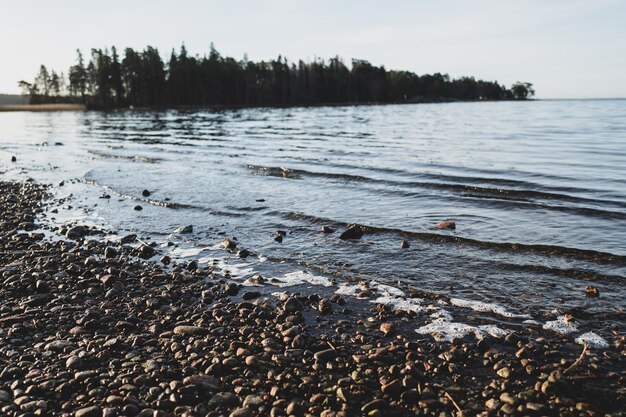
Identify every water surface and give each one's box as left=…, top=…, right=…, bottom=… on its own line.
left=1, top=100, right=624, bottom=341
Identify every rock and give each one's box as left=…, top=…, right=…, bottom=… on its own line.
left=183, top=375, right=221, bottom=391
left=99, top=193, right=111, bottom=199
left=274, top=234, right=283, bottom=243
left=318, top=298, right=332, bottom=314
left=526, top=402, right=547, bottom=412
left=229, top=408, right=252, bottom=417
left=381, top=379, right=402, bottom=397
left=224, top=283, right=239, bottom=296
left=242, top=395, right=264, bottom=409
left=242, top=291, right=261, bottom=300
left=485, top=398, right=500, bottom=410
left=362, top=399, right=387, bottom=413
left=339, top=224, right=363, bottom=240
left=134, top=205, right=143, bottom=211
left=400, top=389, right=419, bottom=405
left=400, top=240, right=410, bottom=248
left=75, top=406, right=102, bottom=417
left=0, top=390, right=11, bottom=401
left=66, top=225, right=86, bottom=239
left=499, top=392, right=516, bottom=406
left=237, top=248, right=251, bottom=258
left=66, top=355, right=83, bottom=370
left=314, top=348, right=337, bottom=362
left=209, top=392, right=239, bottom=407
left=100, top=274, right=116, bottom=286
left=434, top=220, right=456, bottom=230
left=104, top=247, right=118, bottom=258
left=173, top=326, right=209, bottom=336
left=160, top=255, right=171, bottom=264
left=44, top=340, right=73, bottom=352
left=174, top=225, right=193, bottom=234
left=142, top=189, right=151, bottom=197
left=11, top=156, right=17, bottom=162
left=35, top=279, right=50, bottom=293
left=22, top=293, right=53, bottom=307
left=380, top=322, right=394, bottom=335
left=336, top=387, right=350, bottom=403
left=222, top=238, right=237, bottom=250
left=120, top=234, right=137, bottom=244
left=322, top=226, right=334, bottom=234
left=585, top=285, right=600, bottom=297
left=138, top=244, right=156, bottom=259
left=283, top=297, right=302, bottom=313
left=497, top=367, right=511, bottom=378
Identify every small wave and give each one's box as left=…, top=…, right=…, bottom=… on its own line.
left=247, top=164, right=626, bottom=218
left=277, top=210, right=626, bottom=264
left=88, top=150, right=161, bottom=163
left=449, top=297, right=530, bottom=319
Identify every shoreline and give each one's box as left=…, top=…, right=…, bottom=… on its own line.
left=0, top=180, right=623, bottom=417
left=0, top=104, right=87, bottom=112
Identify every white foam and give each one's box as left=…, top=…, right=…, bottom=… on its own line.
left=372, top=295, right=425, bottom=313
left=371, top=281, right=405, bottom=297
left=215, top=259, right=256, bottom=279
left=336, top=284, right=362, bottom=297
left=543, top=316, right=579, bottom=334
left=575, top=332, right=609, bottom=349
left=416, top=319, right=509, bottom=342
left=450, top=297, right=530, bottom=319
left=272, top=271, right=334, bottom=288
left=170, top=246, right=209, bottom=258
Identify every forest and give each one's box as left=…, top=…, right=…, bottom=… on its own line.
left=18, top=45, right=535, bottom=109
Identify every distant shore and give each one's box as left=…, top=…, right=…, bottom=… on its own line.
left=0, top=103, right=86, bottom=112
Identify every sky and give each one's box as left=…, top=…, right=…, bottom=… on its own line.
left=0, top=0, right=625, bottom=98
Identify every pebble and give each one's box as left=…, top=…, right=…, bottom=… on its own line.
left=434, top=220, right=456, bottom=229
left=173, top=325, right=209, bottom=336
left=75, top=406, right=102, bottom=417
left=229, top=408, right=252, bottom=417
left=339, top=224, right=364, bottom=239
left=314, top=348, right=337, bottom=362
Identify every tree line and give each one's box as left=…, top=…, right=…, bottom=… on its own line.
left=18, top=45, right=535, bottom=109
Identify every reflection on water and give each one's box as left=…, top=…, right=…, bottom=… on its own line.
left=1, top=100, right=625, bottom=338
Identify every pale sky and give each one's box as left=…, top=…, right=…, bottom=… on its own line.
left=1, top=0, right=625, bottom=98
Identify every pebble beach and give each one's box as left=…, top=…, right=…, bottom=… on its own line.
left=0, top=179, right=624, bottom=417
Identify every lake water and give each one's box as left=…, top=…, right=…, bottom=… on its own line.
left=1, top=99, right=624, bottom=344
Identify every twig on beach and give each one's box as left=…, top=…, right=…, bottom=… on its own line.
left=327, top=341, right=337, bottom=351
left=444, top=391, right=464, bottom=417
left=564, top=342, right=589, bottom=374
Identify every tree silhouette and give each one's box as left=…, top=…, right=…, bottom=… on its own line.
left=511, top=82, right=535, bottom=100
left=19, top=44, right=534, bottom=108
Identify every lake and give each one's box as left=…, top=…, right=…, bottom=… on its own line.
left=1, top=99, right=624, bottom=344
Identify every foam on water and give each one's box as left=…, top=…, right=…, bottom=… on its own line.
left=450, top=297, right=530, bottom=319
left=272, top=271, right=334, bottom=288
left=543, top=315, right=579, bottom=334
left=335, top=284, right=362, bottom=297
left=575, top=332, right=610, bottom=349
left=372, top=295, right=425, bottom=313
left=215, top=259, right=256, bottom=279
left=416, top=313, right=509, bottom=342
left=169, top=246, right=210, bottom=258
